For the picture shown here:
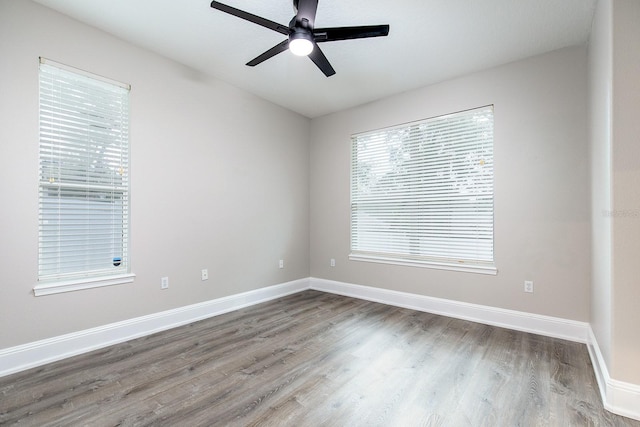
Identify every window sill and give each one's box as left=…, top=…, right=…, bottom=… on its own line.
left=349, top=253, right=497, bottom=275
left=34, top=273, right=136, bottom=297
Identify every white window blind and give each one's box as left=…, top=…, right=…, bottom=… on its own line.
left=38, top=59, right=131, bottom=287
left=350, top=106, right=495, bottom=274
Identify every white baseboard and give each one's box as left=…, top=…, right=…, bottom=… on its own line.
left=587, top=327, right=640, bottom=421
left=310, top=277, right=640, bottom=421
left=3, top=275, right=638, bottom=421
left=310, top=277, right=589, bottom=343
left=0, top=278, right=309, bottom=378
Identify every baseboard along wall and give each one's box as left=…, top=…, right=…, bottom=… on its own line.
left=1, top=276, right=638, bottom=420
left=0, top=278, right=308, bottom=378
left=308, top=277, right=639, bottom=422
left=587, top=327, right=640, bottom=421
left=309, top=278, right=590, bottom=343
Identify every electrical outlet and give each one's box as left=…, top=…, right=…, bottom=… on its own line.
left=524, top=280, right=534, bottom=293
left=279, top=259, right=284, bottom=269
left=201, top=269, right=208, bottom=281
left=330, top=258, right=336, bottom=267
left=161, top=277, right=169, bottom=290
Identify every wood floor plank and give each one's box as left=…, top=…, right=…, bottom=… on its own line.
left=1, top=290, right=638, bottom=426
left=69, top=293, right=371, bottom=426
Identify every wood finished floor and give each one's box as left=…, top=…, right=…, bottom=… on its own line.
left=1, top=290, right=638, bottom=427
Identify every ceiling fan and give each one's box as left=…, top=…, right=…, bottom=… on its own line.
left=210, top=0, right=390, bottom=77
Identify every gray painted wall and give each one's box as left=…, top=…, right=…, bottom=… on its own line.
left=589, top=0, right=613, bottom=376
left=610, top=0, right=640, bottom=384
left=0, top=0, right=310, bottom=349
left=588, top=0, right=640, bottom=387
left=310, top=46, right=590, bottom=321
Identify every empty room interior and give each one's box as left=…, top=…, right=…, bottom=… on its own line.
left=1, top=0, right=639, bottom=425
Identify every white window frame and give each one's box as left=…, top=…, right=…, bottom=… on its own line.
left=35, top=58, right=135, bottom=296
left=350, top=106, right=496, bottom=275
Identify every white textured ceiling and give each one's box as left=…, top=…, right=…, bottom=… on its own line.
left=33, top=0, right=596, bottom=118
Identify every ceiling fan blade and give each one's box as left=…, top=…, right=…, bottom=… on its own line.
left=211, top=1, right=289, bottom=35
left=308, top=44, right=336, bottom=77
left=246, top=40, right=290, bottom=66
left=314, top=25, right=390, bottom=42
left=294, top=0, right=318, bottom=27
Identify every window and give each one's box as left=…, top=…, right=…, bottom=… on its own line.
left=350, top=106, right=495, bottom=274
left=36, top=58, right=133, bottom=296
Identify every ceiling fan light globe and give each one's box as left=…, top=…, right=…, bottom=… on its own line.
left=289, top=38, right=314, bottom=56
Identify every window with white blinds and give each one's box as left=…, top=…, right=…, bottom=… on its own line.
left=350, top=106, right=495, bottom=274
left=37, top=58, right=133, bottom=294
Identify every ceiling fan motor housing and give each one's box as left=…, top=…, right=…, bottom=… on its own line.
left=290, top=23, right=312, bottom=41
